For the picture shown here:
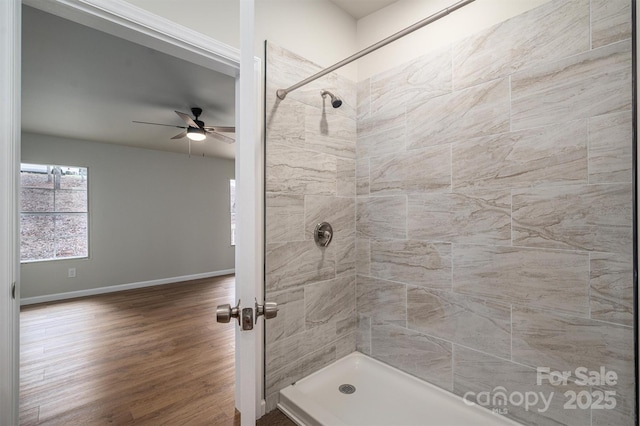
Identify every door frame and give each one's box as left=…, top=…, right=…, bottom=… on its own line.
left=0, top=0, right=264, bottom=424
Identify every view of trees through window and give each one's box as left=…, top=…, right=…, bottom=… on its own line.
left=20, top=163, right=88, bottom=262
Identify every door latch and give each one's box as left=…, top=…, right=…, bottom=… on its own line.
left=216, top=299, right=278, bottom=331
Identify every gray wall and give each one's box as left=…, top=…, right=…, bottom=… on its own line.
left=21, top=132, right=235, bottom=299
left=355, top=0, right=634, bottom=425
left=264, top=43, right=357, bottom=411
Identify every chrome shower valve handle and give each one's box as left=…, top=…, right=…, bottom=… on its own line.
left=314, top=222, right=333, bottom=247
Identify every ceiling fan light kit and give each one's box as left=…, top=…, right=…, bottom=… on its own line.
left=132, top=107, right=235, bottom=145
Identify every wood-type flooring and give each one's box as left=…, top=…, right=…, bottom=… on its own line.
left=19, top=275, right=295, bottom=425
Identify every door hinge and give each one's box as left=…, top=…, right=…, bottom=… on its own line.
left=11, top=282, right=16, bottom=300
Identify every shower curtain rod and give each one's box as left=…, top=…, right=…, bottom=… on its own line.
left=276, top=0, right=476, bottom=100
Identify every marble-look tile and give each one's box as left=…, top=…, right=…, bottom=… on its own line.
left=265, top=193, right=304, bottom=243
left=335, top=233, right=356, bottom=277
left=590, top=252, right=633, bottom=326
left=589, top=111, right=632, bottom=184
left=407, top=191, right=510, bottom=245
left=512, top=183, right=632, bottom=253
left=357, top=79, right=370, bottom=121
left=512, top=306, right=634, bottom=388
left=407, top=78, right=510, bottom=150
left=304, top=195, right=354, bottom=241
left=265, top=240, right=335, bottom=292
left=370, top=46, right=452, bottom=115
left=452, top=121, right=588, bottom=191
left=357, top=105, right=405, bottom=140
left=356, top=238, right=370, bottom=276
left=407, top=287, right=510, bottom=358
left=453, top=244, right=589, bottom=316
left=266, top=321, right=336, bottom=375
left=265, top=287, right=304, bottom=344
left=356, top=196, right=406, bottom=240
left=369, top=145, right=451, bottom=195
left=265, top=99, right=305, bottom=148
left=370, top=240, right=451, bottom=290
left=511, top=40, right=631, bottom=131
left=453, top=345, right=591, bottom=426
left=592, top=380, right=635, bottom=426
left=305, top=275, right=355, bottom=329
left=335, top=332, right=356, bottom=360
left=356, top=125, right=405, bottom=159
left=591, top=0, right=632, bottom=49
left=452, top=0, right=589, bottom=89
left=336, top=313, right=356, bottom=337
left=266, top=142, right=336, bottom=195
left=356, top=275, right=406, bottom=324
left=371, top=322, right=452, bottom=390
left=336, top=158, right=355, bottom=197
left=355, top=157, right=369, bottom=196
left=305, top=105, right=356, bottom=159
left=356, top=314, right=371, bottom=355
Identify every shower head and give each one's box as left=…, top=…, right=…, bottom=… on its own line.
left=321, top=90, right=342, bottom=108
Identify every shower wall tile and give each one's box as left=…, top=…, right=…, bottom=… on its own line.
left=356, top=196, right=407, bottom=240
left=592, top=381, right=635, bottom=426
left=512, top=306, right=634, bottom=386
left=355, top=157, right=369, bottom=196
left=452, top=120, right=588, bottom=191
left=304, top=195, right=354, bottom=241
left=266, top=142, right=336, bottom=195
left=356, top=275, right=406, bottom=325
left=335, top=232, right=356, bottom=277
left=370, top=46, right=452, bottom=116
left=590, top=251, right=634, bottom=326
left=453, top=345, right=591, bottom=426
left=305, top=105, right=356, bottom=159
left=512, top=183, right=632, bottom=253
left=336, top=158, right=355, bottom=197
left=407, top=191, right=511, bottom=245
left=265, top=193, right=304, bottom=243
left=265, top=100, right=306, bottom=148
left=265, top=240, right=335, bottom=292
left=355, top=238, right=370, bottom=276
left=371, top=322, right=452, bottom=391
left=356, top=125, right=405, bottom=159
left=335, top=332, right=356, bottom=360
left=591, top=0, right=632, bottom=48
left=407, top=287, right=510, bottom=358
left=265, top=287, right=305, bottom=344
left=356, top=314, right=371, bottom=355
left=406, top=78, right=510, bottom=150
left=511, top=39, right=632, bottom=131
left=369, top=145, right=451, bottom=195
left=357, top=105, right=405, bottom=140
left=589, top=111, right=633, bottom=184
left=453, top=245, right=589, bottom=316
left=356, top=79, right=370, bottom=120
left=370, top=240, right=451, bottom=290
left=305, top=275, right=355, bottom=330
left=452, top=0, right=589, bottom=90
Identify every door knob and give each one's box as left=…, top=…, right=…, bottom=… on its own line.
left=216, top=299, right=241, bottom=325
left=255, top=300, right=278, bottom=323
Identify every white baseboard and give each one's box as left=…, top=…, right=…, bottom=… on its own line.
left=20, top=269, right=235, bottom=306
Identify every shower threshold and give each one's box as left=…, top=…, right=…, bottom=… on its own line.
left=278, top=352, right=521, bottom=426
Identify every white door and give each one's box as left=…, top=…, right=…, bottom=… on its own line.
left=0, top=0, right=264, bottom=424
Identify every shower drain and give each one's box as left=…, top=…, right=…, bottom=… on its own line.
left=338, top=384, right=356, bottom=394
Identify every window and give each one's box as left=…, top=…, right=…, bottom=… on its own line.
left=20, top=163, right=88, bottom=262
left=230, top=179, right=236, bottom=246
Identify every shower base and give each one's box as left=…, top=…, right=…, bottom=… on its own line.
left=278, top=352, right=521, bottom=426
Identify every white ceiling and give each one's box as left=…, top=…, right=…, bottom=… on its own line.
left=22, top=6, right=237, bottom=160
left=329, top=0, right=399, bottom=19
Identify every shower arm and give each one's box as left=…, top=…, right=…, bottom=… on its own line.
left=275, top=0, right=476, bottom=101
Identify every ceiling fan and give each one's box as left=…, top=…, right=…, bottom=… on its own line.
left=133, top=107, right=235, bottom=144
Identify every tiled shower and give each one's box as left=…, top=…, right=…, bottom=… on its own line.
left=264, top=0, right=634, bottom=424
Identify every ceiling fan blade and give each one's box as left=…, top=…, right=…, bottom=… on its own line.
left=133, top=120, right=185, bottom=129
left=205, top=130, right=235, bottom=144
left=204, top=126, right=235, bottom=133
left=171, top=130, right=187, bottom=140
left=175, top=111, right=199, bottom=128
